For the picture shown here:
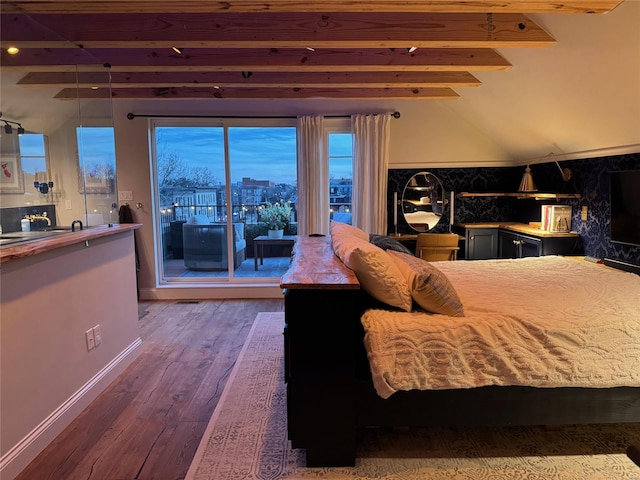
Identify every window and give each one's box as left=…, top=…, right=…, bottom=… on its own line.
left=151, top=120, right=297, bottom=283
left=18, top=133, right=48, bottom=187
left=327, top=127, right=353, bottom=224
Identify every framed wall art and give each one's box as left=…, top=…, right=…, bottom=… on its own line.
left=0, top=155, right=25, bottom=194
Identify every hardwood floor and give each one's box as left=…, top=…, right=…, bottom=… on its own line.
left=15, top=299, right=284, bottom=480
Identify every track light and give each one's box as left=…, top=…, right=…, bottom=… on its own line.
left=4, top=122, right=12, bottom=134
left=17, top=124, right=25, bottom=135
left=171, top=46, right=183, bottom=54
left=407, top=46, right=418, bottom=53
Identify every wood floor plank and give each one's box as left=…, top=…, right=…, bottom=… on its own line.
left=14, top=299, right=284, bottom=480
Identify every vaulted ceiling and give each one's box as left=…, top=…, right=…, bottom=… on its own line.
left=0, top=1, right=624, bottom=101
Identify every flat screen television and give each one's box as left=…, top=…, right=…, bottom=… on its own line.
left=610, top=169, right=640, bottom=247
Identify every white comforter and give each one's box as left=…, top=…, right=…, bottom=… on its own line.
left=361, top=256, right=640, bottom=399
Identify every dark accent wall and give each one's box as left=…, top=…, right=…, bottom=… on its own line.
left=388, top=152, right=640, bottom=265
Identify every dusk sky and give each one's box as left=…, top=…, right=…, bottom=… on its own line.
left=156, top=126, right=353, bottom=186
left=19, top=126, right=353, bottom=188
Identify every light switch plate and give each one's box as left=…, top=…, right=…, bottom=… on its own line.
left=118, top=190, right=133, bottom=201
left=581, top=205, right=588, bottom=221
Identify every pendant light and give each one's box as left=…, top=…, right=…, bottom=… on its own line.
left=518, top=165, right=537, bottom=192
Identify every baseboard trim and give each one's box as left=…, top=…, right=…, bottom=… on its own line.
left=0, top=338, right=143, bottom=480
left=603, top=258, right=640, bottom=275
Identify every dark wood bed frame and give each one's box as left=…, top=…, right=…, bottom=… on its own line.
left=280, top=236, right=640, bottom=467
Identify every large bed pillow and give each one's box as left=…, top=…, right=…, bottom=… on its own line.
left=332, top=234, right=412, bottom=312
left=330, top=220, right=370, bottom=242
left=387, top=250, right=465, bottom=317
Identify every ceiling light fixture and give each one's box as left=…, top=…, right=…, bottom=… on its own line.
left=171, top=47, right=183, bottom=54
left=305, top=47, right=315, bottom=52
left=407, top=46, right=418, bottom=53
left=6, top=46, right=19, bottom=55
left=2, top=119, right=26, bottom=134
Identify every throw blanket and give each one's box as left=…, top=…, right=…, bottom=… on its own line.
left=361, top=256, right=640, bottom=399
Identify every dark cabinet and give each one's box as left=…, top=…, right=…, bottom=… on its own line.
left=465, top=228, right=498, bottom=260
left=499, top=231, right=541, bottom=258
left=499, top=230, right=580, bottom=258
left=464, top=225, right=582, bottom=260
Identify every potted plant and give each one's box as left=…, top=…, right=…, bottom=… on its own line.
left=260, top=202, right=292, bottom=238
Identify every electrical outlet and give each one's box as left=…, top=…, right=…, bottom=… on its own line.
left=93, top=324, right=102, bottom=347
left=86, top=329, right=95, bottom=351
left=581, top=205, right=588, bottom=221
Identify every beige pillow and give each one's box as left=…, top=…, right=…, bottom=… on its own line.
left=332, top=235, right=412, bottom=311
left=330, top=220, right=370, bottom=242
left=387, top=250, right=465, bottom=317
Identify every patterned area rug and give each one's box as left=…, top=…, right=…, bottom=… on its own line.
left=186, top=312, right=640, bottom=480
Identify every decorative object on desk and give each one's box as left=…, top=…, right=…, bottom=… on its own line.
left=260, top=201, right=292, bottom=239
left=518, top=164, right=537, bottom=192
left=0, top=155, right=24, bottom=194
left=402, top=172, right=444, bottom=232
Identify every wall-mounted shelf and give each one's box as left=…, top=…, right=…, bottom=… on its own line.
left=457, top=192, right=581, bottom=200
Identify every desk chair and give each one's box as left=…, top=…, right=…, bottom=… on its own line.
left=415, top=233, right=460, bottom=261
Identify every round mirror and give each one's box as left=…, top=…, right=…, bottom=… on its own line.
left=401, top=172, right=445, bottom=232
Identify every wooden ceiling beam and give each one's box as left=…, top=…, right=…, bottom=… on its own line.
left=1, top=12, right=554, bottom=49
left=1, top=1, right=623, bottom=14
left=53, top=86, right=461, bottom=100
left=17, top=71, right=482, bottom=89
left=0, top=48, right=512, bottom=73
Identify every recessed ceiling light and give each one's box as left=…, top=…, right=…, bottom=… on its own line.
left=305, top=47, right=315, bottom=52
left=407, top=46, right=418, bottom=53
left=6, top=46, right=19, bottom=55
left=90, top=85, right=99, bottom=90
left=171, top=47, right=183, bottom=54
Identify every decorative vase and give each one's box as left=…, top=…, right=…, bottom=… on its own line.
left=268, top=229, right=284, bottom=239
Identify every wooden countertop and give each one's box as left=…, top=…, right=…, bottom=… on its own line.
left=457, top=222, right=580, bottom=238
left=280, top=236, right=359, bottom=290
left=0, top=224, right=142, bottom=264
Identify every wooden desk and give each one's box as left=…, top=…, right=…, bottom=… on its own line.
left=253, top=235, right=296, bottom=270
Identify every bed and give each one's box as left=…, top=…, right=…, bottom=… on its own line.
left=280, top=226, right=640, bottom=467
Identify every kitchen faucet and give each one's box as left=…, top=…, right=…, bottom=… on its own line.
left=28, top=213, right=52, bottom=226
left=71, top=220, right=83, bottom=232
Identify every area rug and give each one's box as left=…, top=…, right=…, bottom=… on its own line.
left=186, top=312, right=640, bottom=480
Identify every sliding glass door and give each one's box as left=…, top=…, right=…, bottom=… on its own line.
left=151, top=119, right=297, bottom=284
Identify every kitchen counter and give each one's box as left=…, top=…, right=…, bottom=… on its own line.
left=0, top=223, right=141, bottom=263
left=1, top=223, right=142, bottom=478
left=457, top=222, right=579, bottom=238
